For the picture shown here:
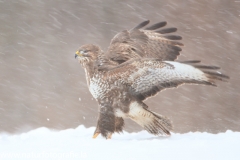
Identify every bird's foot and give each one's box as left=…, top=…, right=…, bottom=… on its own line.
left=107, top=133, right=112, bottom=139
left=92, top=132, right=112, bottom=139
left=92, top=132, right=100, bottom=139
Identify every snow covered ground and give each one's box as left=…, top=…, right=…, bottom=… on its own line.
left=0, top=125, right=239, bottom=160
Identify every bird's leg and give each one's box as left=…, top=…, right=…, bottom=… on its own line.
left=93, top=103, right=115, bottom=139
left=93, top=132, right=112, bottom=139
left=93, top=123, right=100, bottom=139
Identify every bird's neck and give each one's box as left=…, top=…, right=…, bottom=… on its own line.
left=96, top=52, right=118, bottom=71
left=81, top=52, right=116, bottom=85
left=82, top=61, right=98, bottom=87
left=81, top=59, right=97, bottom=77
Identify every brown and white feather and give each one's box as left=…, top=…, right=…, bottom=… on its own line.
left=75, top=20, right=229, bottom=139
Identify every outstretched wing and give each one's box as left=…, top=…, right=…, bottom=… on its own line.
left=107, top=59, right=229, bottom=101
left=105, top=20, right=183, bottom=64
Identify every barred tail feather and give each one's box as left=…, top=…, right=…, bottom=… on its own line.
left=128, top=102, right=172, bottom=136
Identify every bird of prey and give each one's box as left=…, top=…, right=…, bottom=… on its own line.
left=75, top=20, right=229, bottom=139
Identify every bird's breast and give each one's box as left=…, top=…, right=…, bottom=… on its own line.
left=89, top=75, right=109, bottom=99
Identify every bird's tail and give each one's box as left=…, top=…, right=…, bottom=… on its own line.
left=128, top=101, right=172, bottom=136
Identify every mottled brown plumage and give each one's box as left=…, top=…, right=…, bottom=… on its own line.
left=106, top=20, right=183, bottom=64
left=75, top=20, right=229, bottom=139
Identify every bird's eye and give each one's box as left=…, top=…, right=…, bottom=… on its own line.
left=80, top=50, right=90, bottom=54
left=80, top=50, right=85, bottom=54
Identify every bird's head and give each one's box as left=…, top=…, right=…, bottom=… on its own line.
left=75, top=44, right=101, bottom=66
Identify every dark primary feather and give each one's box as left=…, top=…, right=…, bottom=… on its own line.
left=156, top=27, right=177, bottom=34
left=178, top=60, right=201, bottom=64
left=145, top=21, right=167, bottom=30
left=203, top=71, right=230, bottom=82
left=163, top=35, right=182, bottom=40
left=193, top=65, right=220, bottom=70
left=132, top=20, right=150, bottom=30
left=179, top=60, right=220, bottom=70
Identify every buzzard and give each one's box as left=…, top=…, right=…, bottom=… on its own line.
left=75, top=20, right=229, bottom=139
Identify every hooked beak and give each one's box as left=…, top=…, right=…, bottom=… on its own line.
left=75, top=50, right=80, bottom=59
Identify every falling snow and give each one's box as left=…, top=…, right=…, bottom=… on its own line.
left=0, top=1, right=239, bottom=159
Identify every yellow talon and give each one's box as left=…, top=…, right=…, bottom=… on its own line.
left=107, top=133, right=112, bottom=139
left=93, top=132, right=100, bottom=139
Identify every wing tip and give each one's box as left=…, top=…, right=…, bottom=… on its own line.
left=132, top=20, right=150, bottom=30
left=156, top=27, right=178, bottom=34
left=204, top=71, right=230, bottom=81
left=145, top=21, right=167, bottom=30
left=179, top=60, right=201, bottom=64
left=163, top=35, right=182, bottom=40
left=182, top=61, right=230, bottom=82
